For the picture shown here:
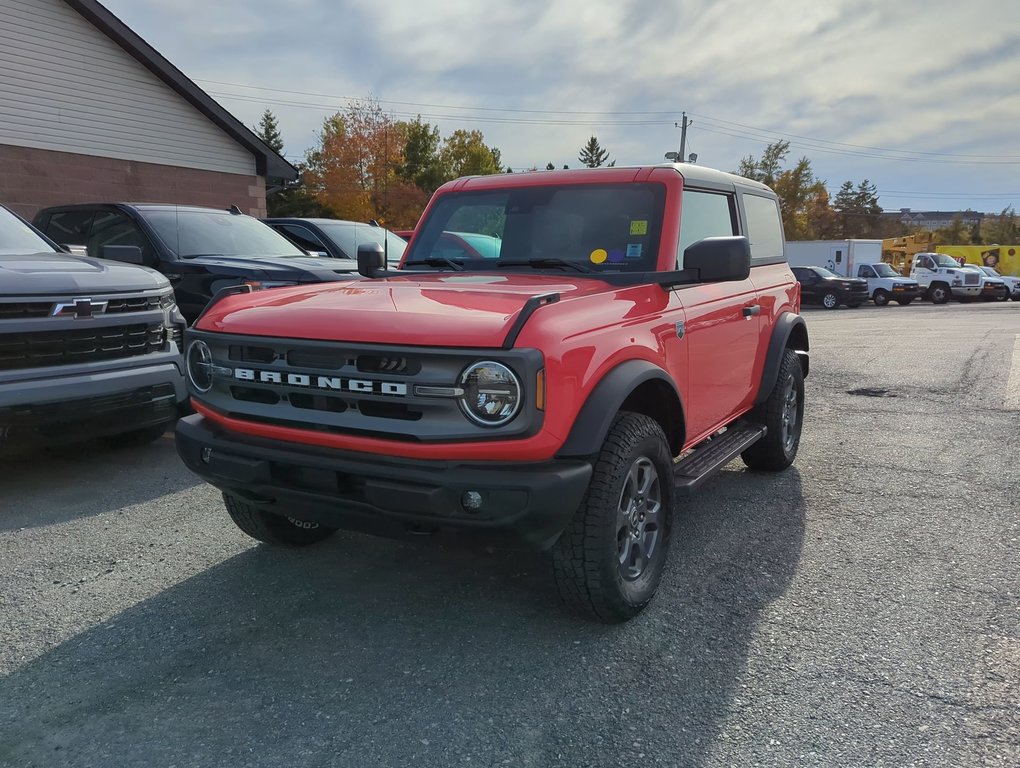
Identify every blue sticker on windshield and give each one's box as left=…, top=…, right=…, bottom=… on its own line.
left=608, top=249, right=625, bottom=263
left=626, top=243, right=643, bottom=259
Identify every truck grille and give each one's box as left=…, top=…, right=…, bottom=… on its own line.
left=0, top=302, right=53, bottom=320
left=0, top=294, right=163, bottom=320
left=964, top=273, right=979, bottom=285
left=0, top=323, right=164, bottom=371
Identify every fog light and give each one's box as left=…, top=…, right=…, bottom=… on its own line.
left=461, top=490, right=483, bottom=513
left=201, top=447, right=212, bottom=464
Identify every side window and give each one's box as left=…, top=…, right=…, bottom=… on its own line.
left=87, top=211, right=149, bottom=260
left=743, top=194, right=784, bottom=263
left=677, top=190, right=736, bottom=268
left=278, top=225, right=328, bottom=254
left=858, top=265, right=875, bottom=278
left=43, top=210, right=94, bottom=247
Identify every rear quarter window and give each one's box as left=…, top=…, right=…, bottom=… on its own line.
left=742, top=194, right=784, bottom=263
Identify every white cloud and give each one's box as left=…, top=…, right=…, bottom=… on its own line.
left=102, top=0, right=1020, bottom=210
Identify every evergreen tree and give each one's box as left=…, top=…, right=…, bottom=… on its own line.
left=546, top=162, right=555, bottom=170
left=578, top=136, right=610, bottom=168
left=255, top=108, right=284, bottom=153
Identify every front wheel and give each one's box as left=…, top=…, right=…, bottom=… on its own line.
left=552, top=412, right=675, bottom=623
left=821, top=291, right=840, bottom=309
left=742, top=348, right=805, bottom=471
left=929, top=283, right=951, bottom=304
left=223, top=492, right=339, bottom=546
left=872, top=289, right=890, bottom=306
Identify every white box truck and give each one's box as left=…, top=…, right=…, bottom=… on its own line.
left=785, top=239, right=882, bottom=278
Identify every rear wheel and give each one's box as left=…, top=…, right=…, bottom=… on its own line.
left=742, top=348, right=804, bottom=471
left=223, top=491, right=339, bottom=546
left=821, top=291, right=839, bottom=309
left=552, top=412, right=675, bottom=623
left=872, top=289, right=890, bottom=306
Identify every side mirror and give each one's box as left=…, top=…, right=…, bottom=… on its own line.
left=101, top=244, right=156, bottom=267
left=683, top=236, right=751, bottom=282
left=357, top=242, right=386, bottom=278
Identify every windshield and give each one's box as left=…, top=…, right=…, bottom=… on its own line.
left=317, top=222, right=406, bottom=264
left=0, top=207, right=57, bottom=255
left=979, top=266, right=1000, bottom=277
left=931, top=253, right=959, bottom=268
left=141, top=209, right=306, bottom=258
left=872, top=263, right=899, bottom=277
left=404, top=183, right=666, bottom=272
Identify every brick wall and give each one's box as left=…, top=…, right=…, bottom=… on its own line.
left=0, top=144, right=267, bottom=219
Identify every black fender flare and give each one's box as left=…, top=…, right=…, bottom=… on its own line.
left=556, top=360, right=683, bottom=458
left=755, top=312, right=809, bottom=405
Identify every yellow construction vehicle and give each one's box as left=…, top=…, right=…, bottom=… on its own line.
left=881, top=233, right=935, bottom=275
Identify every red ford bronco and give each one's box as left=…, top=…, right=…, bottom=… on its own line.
left=176, top=164, right=808, bottom=622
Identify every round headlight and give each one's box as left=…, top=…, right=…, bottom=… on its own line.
left=186, top=340, right=214, bottom=393
left=459, top=361, right=522, bottom=427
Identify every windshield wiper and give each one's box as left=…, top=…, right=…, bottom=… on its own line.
left=404, top=257, right=465, bottom=271
left=496, top=258, right=592, bottom=273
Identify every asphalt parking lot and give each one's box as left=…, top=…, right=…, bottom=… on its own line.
left=1, top=301, right=1018, bottom=768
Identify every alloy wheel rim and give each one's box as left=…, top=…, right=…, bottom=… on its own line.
left=823, top=294, right=837, bottom=308
left=781, top=374, right=800, bottom=452
left=616, top=456, right=662, bottom=582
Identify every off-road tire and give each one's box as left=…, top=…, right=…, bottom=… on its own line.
left=872, top=289, right=889, bottom=306
left=552, top=412, right=675, bottom=623
left=741, top=348, right=804, bottom=471
left=929, top=283, right=951, bottom=304
left=223, top=491, right=338, bottom=546
left=821, top=291, right=839, bottom=309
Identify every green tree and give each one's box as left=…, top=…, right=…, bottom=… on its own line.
left=737, top=141, right=833, bottom=240
left=398, top=116, right=445, bottom=194
left=982, top=206, right=1018, bottom=244
left=254, top=108, right=284, bottom=154
left=439, top=129, right=503, bottom=178
left=832, top=179, right=882, bottom=238
left=932, top=216, right=971, bottom=245
left=578, top=135, right=610, bottom=168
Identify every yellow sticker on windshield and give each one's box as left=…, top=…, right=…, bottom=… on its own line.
left=630, top=220, right=648, bottom=236
left=590, top=248, right=608, bottom=264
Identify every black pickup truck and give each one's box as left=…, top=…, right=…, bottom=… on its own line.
left=33, top=204, right=357, bottom=323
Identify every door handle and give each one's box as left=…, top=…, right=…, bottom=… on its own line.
left=742, top=304, right=761, bottom=318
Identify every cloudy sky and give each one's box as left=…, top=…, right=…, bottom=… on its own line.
left=104, top=0, right=1020, bottom=213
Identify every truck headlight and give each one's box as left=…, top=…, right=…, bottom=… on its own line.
left=458, top=361, right=522, bottom=426
left=187, top=340, right=214, bottom=393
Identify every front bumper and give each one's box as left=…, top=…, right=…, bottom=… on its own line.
left=176, top=414, right=593, bottom=549
left=950, top=285, right=982, bottom=298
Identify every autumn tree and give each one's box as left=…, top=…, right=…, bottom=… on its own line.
left=982, top=206, right=1018, bottom=244
left=737, top=141, right=834, bottom=240
left=578, top=136, right=610, bottom=168
left=304, top=99, right=425, bottom=228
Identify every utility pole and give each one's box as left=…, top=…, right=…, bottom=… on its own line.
left=676, top=112, right=691, bottom=161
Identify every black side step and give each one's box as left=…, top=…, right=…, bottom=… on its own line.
left=673, top=422, right=766, bottom=495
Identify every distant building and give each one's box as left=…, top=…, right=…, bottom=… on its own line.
left=881, top=208, right=984, bottom=232
left=0, top=0, right=296, bottom=219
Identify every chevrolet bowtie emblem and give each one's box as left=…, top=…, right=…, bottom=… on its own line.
left=52, top=297, right=109, bottom=318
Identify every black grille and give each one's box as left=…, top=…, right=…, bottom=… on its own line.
left=106, top=296, right=161, bottom=313
left=0, top=302, right=53, bottom=320
left=0, top=323, right=164, bottom=371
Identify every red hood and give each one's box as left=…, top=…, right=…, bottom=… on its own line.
left=196, top=274, right=614, bottom=347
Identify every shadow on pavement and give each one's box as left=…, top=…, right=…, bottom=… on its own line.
left=0, top=466, right=805, bottom=767
left=0, top=431, right=201, bottom=532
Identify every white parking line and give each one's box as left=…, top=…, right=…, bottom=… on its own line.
left=1006, top=334, right=1020, bottom=411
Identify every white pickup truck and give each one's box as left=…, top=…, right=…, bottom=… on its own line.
left=854, top=262, right=922, bottom=306
left=909, top=252, right=982, bottom=304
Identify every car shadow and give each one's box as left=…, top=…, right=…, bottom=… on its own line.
left=0, top=466, right=805, bottom=767
left=0, top=431, right=201, bottom=532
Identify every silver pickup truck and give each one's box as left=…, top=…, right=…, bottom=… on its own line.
left=0, top=204, right=186, bottom=452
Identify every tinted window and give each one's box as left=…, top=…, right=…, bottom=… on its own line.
left=858, top=265, right=876, bottom=278
left=140, top=209, right=305, bottom=258
left=317, top=222, right=407, bottom=264
left=43, top=210, right=94, bottom=246
left=677, top=190, right=736, bottom=268
left=0, top=207, right=57, bottom=255
left=87, top=211, right=149, bottom=260
left=743, top=194, right=784, bottom=262
left=278, top=225, right=328, bottom=253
